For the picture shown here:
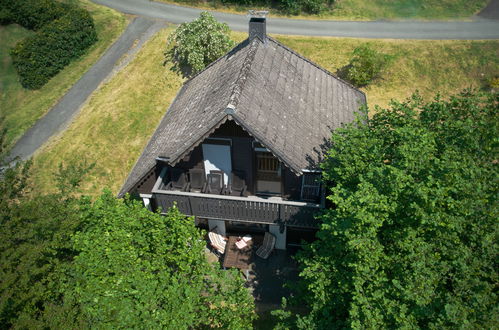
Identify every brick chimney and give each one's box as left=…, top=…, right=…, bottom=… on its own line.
left=248, top=10, right=268, bottom=42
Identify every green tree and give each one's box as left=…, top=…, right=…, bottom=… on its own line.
left=59, top=192, right=255, bottom=328
left=279, top=91, right=498, bottom=328
left=346, top=43, right=392, bottom=87
left=0, top=157, right=255, bottom=327
left=167, top=11, right=235, bottom=76
left=0, top=160, right=89, bottom=328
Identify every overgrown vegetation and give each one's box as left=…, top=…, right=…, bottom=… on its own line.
left=167, top=11, right=235, bottom=76
left=169, top=0, right=334, bottom=15
left=0, top=0, right=126, bottom=151
left=1, top=0, right=97, bottom=89
left=344, top=43, right=393, bottom=87
left=275, top=90, right=498, bottom=328
left=0, top=155, right=255, bottom=327
left=160, top=0, right=487, bottom=19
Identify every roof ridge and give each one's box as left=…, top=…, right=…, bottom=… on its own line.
left=266, top=36, right=366, bottom=99
left=227, top=38, right=260, bottom=110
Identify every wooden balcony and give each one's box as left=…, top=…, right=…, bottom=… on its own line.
left=152, top=188, right=322, bottom=229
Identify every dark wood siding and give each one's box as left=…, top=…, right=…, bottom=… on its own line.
left=283, top=169, right=301, bottom=200
left=134, top=166, right=160, bottom=195
left=175, top=145, right=204, bottom=171
left=231, top=136, right=254, bottom=194
left=211, top=120, right=250, bottom=138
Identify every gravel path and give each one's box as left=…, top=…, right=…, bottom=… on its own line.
left=93, top=0, right=499, bottom=39
left=7, top=17, right=165, bottom=162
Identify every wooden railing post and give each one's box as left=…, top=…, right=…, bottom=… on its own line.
left=278, top=203, right=285, bottom=225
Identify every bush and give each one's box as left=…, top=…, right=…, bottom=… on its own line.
left=167, top=11, right=235, bottom=76
left=279, top=0, right=332, bottom=15
left=346, top=44, right=392, bottom=87
left=0, top=0, right=68, bottom=30
left=1, top=0, right=97, bottom=89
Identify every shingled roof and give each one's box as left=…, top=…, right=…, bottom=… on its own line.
left=119, top=31, right=366, bottom=197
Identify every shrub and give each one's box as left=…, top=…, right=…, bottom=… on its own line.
left=0, top=0, right=68, bottom=30
left=346, top=44, right=392, bottom=87
left=1, top=0, right=97, bottom=89
left=279, top=0, right=332, bottom=15
left=167, top=11, right=235, bottom=76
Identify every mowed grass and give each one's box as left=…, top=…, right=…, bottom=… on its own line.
left=30, top=29, right=499, bottom=196
left=331, top=0, right=488, bottom=20
left=0, top=0, right=126, bottom=150
left=159, top=0, right=488, bottom=20
left=31, top=27, right=184, bottom=195
left=272, top=34, right=499, bottom=109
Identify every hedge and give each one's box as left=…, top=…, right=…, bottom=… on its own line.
left=201, top=0, right=335, bottom=14
left=1, top=0, right=97, bottom=89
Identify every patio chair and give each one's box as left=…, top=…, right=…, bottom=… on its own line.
left=165, top=168, right=188, bottom=191
left=256, top=232, right=276, bottom=259
left=188, top=168, right=206, bottom=192
left=208, top=227, right=227, bottom=256
left=226, top=170, right=247, bottom=196
left=203, top=170, right=225, bottom=194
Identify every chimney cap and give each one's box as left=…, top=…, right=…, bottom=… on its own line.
left=248, top=10, right=269, bottom=19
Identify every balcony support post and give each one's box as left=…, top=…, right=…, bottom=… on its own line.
left=140, top=194, right=153, bottom=211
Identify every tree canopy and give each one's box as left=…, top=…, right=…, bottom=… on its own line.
left=167, top=11, right=235, bottom=76
left=277, top=91, right=498, bottom=328
left=64, top=192, right=255, bottom=328
left=0, top=159, right=255, bottom=328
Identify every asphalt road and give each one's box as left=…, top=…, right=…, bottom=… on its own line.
left=93, top=0, right=499, bottom=39
left=6, top=17, right=165, bottom=162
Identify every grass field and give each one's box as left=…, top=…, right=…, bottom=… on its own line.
left=31, top=27, right=184, bottom=195
left=30, top=28, right=499, bottom=196
left=160, top=0, right=488, bottom=20
left=0, top=0, right=126, bottom=151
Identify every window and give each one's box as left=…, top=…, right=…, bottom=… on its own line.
left=301, top=172, right=321, bottom=202
left=255, top=151, right=282, bottom=195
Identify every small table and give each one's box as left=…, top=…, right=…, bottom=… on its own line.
left=223, top=236, right=253, bottom=273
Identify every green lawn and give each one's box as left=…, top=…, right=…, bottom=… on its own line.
left=159, top=0, right=488, bottom=20
left=0, top=0, right=126, bottom=151
left=331, top=0, right=488, bottom=20
left=31, top=27, right=184, bottom=195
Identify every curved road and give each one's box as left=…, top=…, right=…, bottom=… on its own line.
left=6, top=17, right=165, bottom=162
left=93, top=0, right=499, bottom=39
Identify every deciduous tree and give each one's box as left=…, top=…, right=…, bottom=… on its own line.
left=277, top=91, right=498, bottom=328
left=57, top=192, right=256, bottom=328
left=167, top=11, right=235, bottom=76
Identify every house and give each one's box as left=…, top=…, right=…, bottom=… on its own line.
left=118, top=13, right=366, bottom=250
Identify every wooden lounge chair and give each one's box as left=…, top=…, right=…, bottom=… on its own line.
left=226, top=170, right=247, bottom=196
left=165, top=168, right=188, bottom=191
left=208, top=227, right=227, bottom=256
left=256, top=232, right=276, bottom=259
left=188, top=168, right=206, bottom=192
left=203, top=170, right=225, bottom=194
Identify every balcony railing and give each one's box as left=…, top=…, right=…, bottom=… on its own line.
left=152, top=189, right=322, bottom=229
